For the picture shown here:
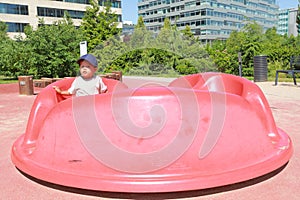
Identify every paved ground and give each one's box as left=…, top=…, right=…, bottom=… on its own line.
left=0, top=77, right=299, bottom=199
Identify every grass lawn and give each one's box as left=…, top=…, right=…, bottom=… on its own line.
left=0, top=76, right=18, bottom=84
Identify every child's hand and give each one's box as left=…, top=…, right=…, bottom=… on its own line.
left=53, top=86, right=71, bottom=95
left=53, top=86, right=61, bottom=94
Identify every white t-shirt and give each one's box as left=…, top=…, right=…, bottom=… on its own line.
left=68, top=76, right=107, bottom=97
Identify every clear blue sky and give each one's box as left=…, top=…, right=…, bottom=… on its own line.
left=122, top=0, right=138, bottom=23
left=278, top=0, right=298, bottom=9
left=122, top=0, right=299, bottom=24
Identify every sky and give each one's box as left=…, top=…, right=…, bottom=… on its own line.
left=122, top=0, right=299, bottom=24
left=122, top=0, right=138, bottom=24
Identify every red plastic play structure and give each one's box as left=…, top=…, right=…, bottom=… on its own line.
left=11, top=73, right=293, bottom=193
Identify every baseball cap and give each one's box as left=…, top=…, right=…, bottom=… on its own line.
left=77, top=54, right=98, bottom=67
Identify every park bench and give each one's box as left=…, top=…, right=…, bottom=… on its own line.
left=99, top=71, right=122, bottom=81
left=34, top=78, right=62, bottom=88
left=33, top=71, right=122, bottom=88
left=275, top=55, right=300, bottom=85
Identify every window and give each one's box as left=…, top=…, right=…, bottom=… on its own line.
left=98, top=1, right=121, bottom=8
left=0, top=3, right=28, bottom=15
left=37, top=7, right=85, bottom=19
left=6, top=22, right=28, bottom=32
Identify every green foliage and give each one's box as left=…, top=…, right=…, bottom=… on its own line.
left=3, top=9, right=300, bottom=80
left=24, top=15, right=83, bottom=78
left=80, top=0, right=120, bottom=51
left=155, top=18, right=178, bottom=51
left=105, top=48, right=178, bottom=75
left=136, top=16, right=146, bottom=29
left=0, top=21, right=8, bottom=40
left=0, top=13, right=84, bottom=78
left=93, top=23, right=215, bottom=76
left=0, top=41, right=35, bottom=77
left=239, top=22, right=263, bottom=76
left=0, top=23, right=36, bottom=77
left=208, top=20, right=300, bottom=78
left=181, top=25, right=196, bottom=42
left=268, top=60, right=285, bottom=77
left=129, top=27, right=154, bottom=49
left=92, top=35, right=127, bottom=73
left=0, top=3, right=129, bottom=79
left=175, top=59, right=198, bottom=75
left=162, top=17, right=172, bottom=30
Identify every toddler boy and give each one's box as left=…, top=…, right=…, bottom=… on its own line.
left=53, top=54, right=107, bottom=96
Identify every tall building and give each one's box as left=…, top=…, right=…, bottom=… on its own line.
left=277, top=8, right=298, bottom=37
left=138, top=0, right=279, bottom=43
left=0, top=0, right=122, bottom=38
left=277, top=9, right=289, bottom=36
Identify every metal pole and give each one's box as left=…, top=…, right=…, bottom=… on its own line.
left=238, top=52, right=242, bottom=77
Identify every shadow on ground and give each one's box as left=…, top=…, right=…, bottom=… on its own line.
left=17, top=162, right=289, bottom=199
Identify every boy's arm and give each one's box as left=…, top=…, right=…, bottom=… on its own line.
left=98, top=85, right=107, bottom=93
left=53, top=86, right=71, bottom=95
left=53, top=77, right=77, bottom=95
left=100, top=88, right=107, bottom=93
left=98, top=77, right=108, bottom=93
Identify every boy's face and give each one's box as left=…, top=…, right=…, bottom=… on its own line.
left=79, top=60, right=97, bottom=79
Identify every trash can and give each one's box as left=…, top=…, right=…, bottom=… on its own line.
left=253, top=55, right=268, bottom=82
left=18, top=76, right=34, bottom=95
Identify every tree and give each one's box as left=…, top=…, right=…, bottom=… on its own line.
left=262, top=27, right=284, bottom=61
left=181, top=25, right=195, bottom=41
left=24, top=14, right=83, bottom=78
left=129, top=16, right=153, bottom=49
left=0, top=21, right=8, bottom=40
left=92, top=35, right=127, bottom=73
left=80, top=0, right=120, bottom=51
left=136, top=16, right=146, bottom=29
left=238, top=22, right=263, bottom=76
left=0, top=37, right=36, bottom=77
left=156, top=18, right=179, bottom=52
left=207, top=40, right=233, bottom=73
left=208, top=21, right=266, bottom=76
left=0, top=21, right=36, bottom=77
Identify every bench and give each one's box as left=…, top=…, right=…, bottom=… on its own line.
left=99, top=71, right=122, bottom=81
left=34, top=78, right=63, bottom=88
left=275, top=56, right=300, bottom=85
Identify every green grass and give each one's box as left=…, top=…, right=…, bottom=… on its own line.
left=0, top=76, right=18, bottom=84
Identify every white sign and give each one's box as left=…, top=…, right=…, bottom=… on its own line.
left=80, top=41, right=87, bottom=56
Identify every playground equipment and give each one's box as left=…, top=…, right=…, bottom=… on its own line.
left=11, top=73, right=293, bottom=192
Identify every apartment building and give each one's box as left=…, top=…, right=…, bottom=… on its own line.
left=0, top=0, right=122, bottom=38
left=277, top=7, right=298, bottom=37
left=138, top=0, right=279, bottom=43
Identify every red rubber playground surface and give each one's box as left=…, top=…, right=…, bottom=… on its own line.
left=0, top=77, right=300, bottom=199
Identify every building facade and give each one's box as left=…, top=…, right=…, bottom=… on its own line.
left=277, top=8, right=298, bottom=37
left=277, top=9, right=289, bottom=36
left=0, top=0, right=122, bottom=38
left=138, top=0, right=279, bottom=43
